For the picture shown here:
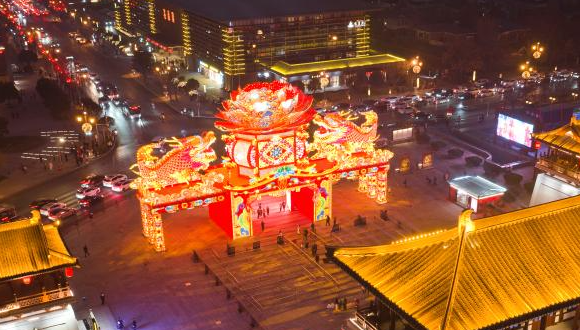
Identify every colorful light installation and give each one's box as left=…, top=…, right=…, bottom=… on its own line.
left=134, top=81, right=393, bottom=252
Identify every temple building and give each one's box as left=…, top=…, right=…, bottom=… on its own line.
left=327, top=195, right=580, bottom=330
left=530, top=112, right=580, bottom=206
left=0, top=212, right=79, bottom=329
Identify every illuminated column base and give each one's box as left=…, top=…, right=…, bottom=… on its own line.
left=358, top=173, right=368, bottom=193
left=152, top=212, right=166, bottom=252
left=367, top=174, right=377, bottom=199
left=376, top=168, right=388, bottom=204
left=140, top=202, right=152, bottom=238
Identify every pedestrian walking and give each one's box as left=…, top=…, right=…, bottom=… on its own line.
left=116, top=318, right=124, bottom=329
left=266, top=206, right=269, bottom=216
left=89, top=212, right=94, bottom=219
left=261, top=219, right=265, bottom=232
left=325, top=215, right=330, bottom=226
left=279, top=202, right=283, bottom=212
left=310, top=222, right=315, bottom=233
left=131, top=320, right=137, bottom=329
left=333, top=217, right=337, bottom=227
left=100, top=292, right=105, bottom=305
left=297, top=224, right=300, bottom=235
left=83, top=244, right=90, bottom=257
left=426, top=177, right=431, bottom=184
left=403, top=178, right=407, bottom=187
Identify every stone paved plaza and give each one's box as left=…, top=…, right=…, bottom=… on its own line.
left=61, top=138, right=534, bottom=330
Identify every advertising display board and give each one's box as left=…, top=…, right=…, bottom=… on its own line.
left=496, top=114, right=534, bottom=147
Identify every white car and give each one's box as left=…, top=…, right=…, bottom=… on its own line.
left=478, top=89, right=495, bottom=98
left=112, top=179, right=132, bottom=192
left=40, top=202, right=67, bottom=216
left=76, top=186, right=101, bottom=199
left=103, top=174, right=128, bottom=187
left=396, top=106, right=415, bottom=115
left=48, top=207, right=76, bottom=221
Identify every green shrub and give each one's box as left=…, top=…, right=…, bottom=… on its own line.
left=483, top=161, right=501, bottom=176
left=416, top=133, right=431, bottom=144
left=465, top=156, right=483, bottom=167
left=504, top=172, right=523, bottom=186
left=524, top=181, right=535, bottom=193
left=447, top=148, right=464, bottom=158
left=430, top=140, right=446, bottom=150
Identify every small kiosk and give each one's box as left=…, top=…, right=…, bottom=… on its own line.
left=448, top=176, right=506, bottom=212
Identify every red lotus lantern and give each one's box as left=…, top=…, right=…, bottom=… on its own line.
left=22, top=276, right=32, bottom=285
left=65, top=267, right=73, bottom=278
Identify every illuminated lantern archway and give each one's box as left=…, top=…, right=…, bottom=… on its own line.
left=133, top=82, right=393, bottom=251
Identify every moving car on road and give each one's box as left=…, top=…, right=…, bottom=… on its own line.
left=0, top=206, right=16, bottom=222
left=48, top=207, right=77, bottom=221
left=122, top=103, right=142, bottom=119
left=112, top=179, right=132, bottom=192
left=40, top=202, right=67, bottom=216
left=103, top=174, right=128, bottom=187
left=76, top=186, right=101, bottom=199
left=79, top=195, right=105, bottom=208
left=81, top=174, right=104, bottom=187
left=29, top=198, right=57, bottom=210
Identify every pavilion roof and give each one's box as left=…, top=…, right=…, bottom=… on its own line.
left=0, top=215, right=77, bottom=281
left=533, top=117, right=580, bottom=154
left=329, top=195, right=580, bottom=330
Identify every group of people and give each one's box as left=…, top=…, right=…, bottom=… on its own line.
left=327, top=297, right=349, bottom=312
left=256, top=203, right=270, bottom=219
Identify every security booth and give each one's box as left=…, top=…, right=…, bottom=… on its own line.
left=448, top=176, right=506, bottom=212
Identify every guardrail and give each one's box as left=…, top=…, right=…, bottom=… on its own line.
left=537, top=158, right=580, bottom=183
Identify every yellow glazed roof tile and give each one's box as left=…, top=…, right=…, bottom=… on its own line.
left=331, top=195, right=580, bottom=330
left=0, top=212, right=77, bottom=281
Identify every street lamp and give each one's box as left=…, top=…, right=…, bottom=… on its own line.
left=410, top=56, right=423, bottom=89
left=531, top=42, right=544, bottom=59
left=520, top=61, right=534, bottom=79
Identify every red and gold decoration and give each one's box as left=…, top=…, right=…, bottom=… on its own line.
left=134, top=81, right=393, bottom=252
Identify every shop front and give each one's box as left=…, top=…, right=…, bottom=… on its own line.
left=448, top=176, right=506, bottom=213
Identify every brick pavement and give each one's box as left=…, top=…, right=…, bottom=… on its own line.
left=60, top=137, right=534, bottom=330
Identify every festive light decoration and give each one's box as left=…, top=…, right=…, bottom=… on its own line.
left=135, top=81, right=393, bottom=252
left=216, top=81, right=316, bottom=133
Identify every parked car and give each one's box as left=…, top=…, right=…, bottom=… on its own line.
left=112, top=179, right=132, bottom=192
left=48, top=207, right=77, bottom=221
left=79, top=195, right=105, bottom=208
left=30, top=198, right=57, bottom=210
left=76, top=186, right=101, bottom=199
left=0, top=206, right=16, bottom=222
left=103, top=174, right=128, bottom=187
left=40, top=202, right=67, bottom=216
left=81, top=174, right=104, bottom=187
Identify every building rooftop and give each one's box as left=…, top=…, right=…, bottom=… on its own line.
left=448, top=176, right=506, bottom=199
left=0, top=212, right=77, bottom=281
left=328, top=195, right=580, bottom=330
left=167, top=0, right=374, bottom=22
left=533, top=115, right=580, bottom=154
left=269, top=54, right=406, bottom=76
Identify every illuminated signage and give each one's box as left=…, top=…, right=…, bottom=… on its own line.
left=348, top=20, right=366, bottom=29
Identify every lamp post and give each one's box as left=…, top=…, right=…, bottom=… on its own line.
left=531, top=42, right=544, bottom=59
left=410, top=56, right=423, bottom=89
left=520, top=61, right=534, bottom=79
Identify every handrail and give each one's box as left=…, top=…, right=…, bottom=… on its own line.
left=0, top=287, right=73, bottom=314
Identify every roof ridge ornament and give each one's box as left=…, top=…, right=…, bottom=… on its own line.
left=440, top=209, right=474, bottom=330
left=458, top=209, right=474, bottom=235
